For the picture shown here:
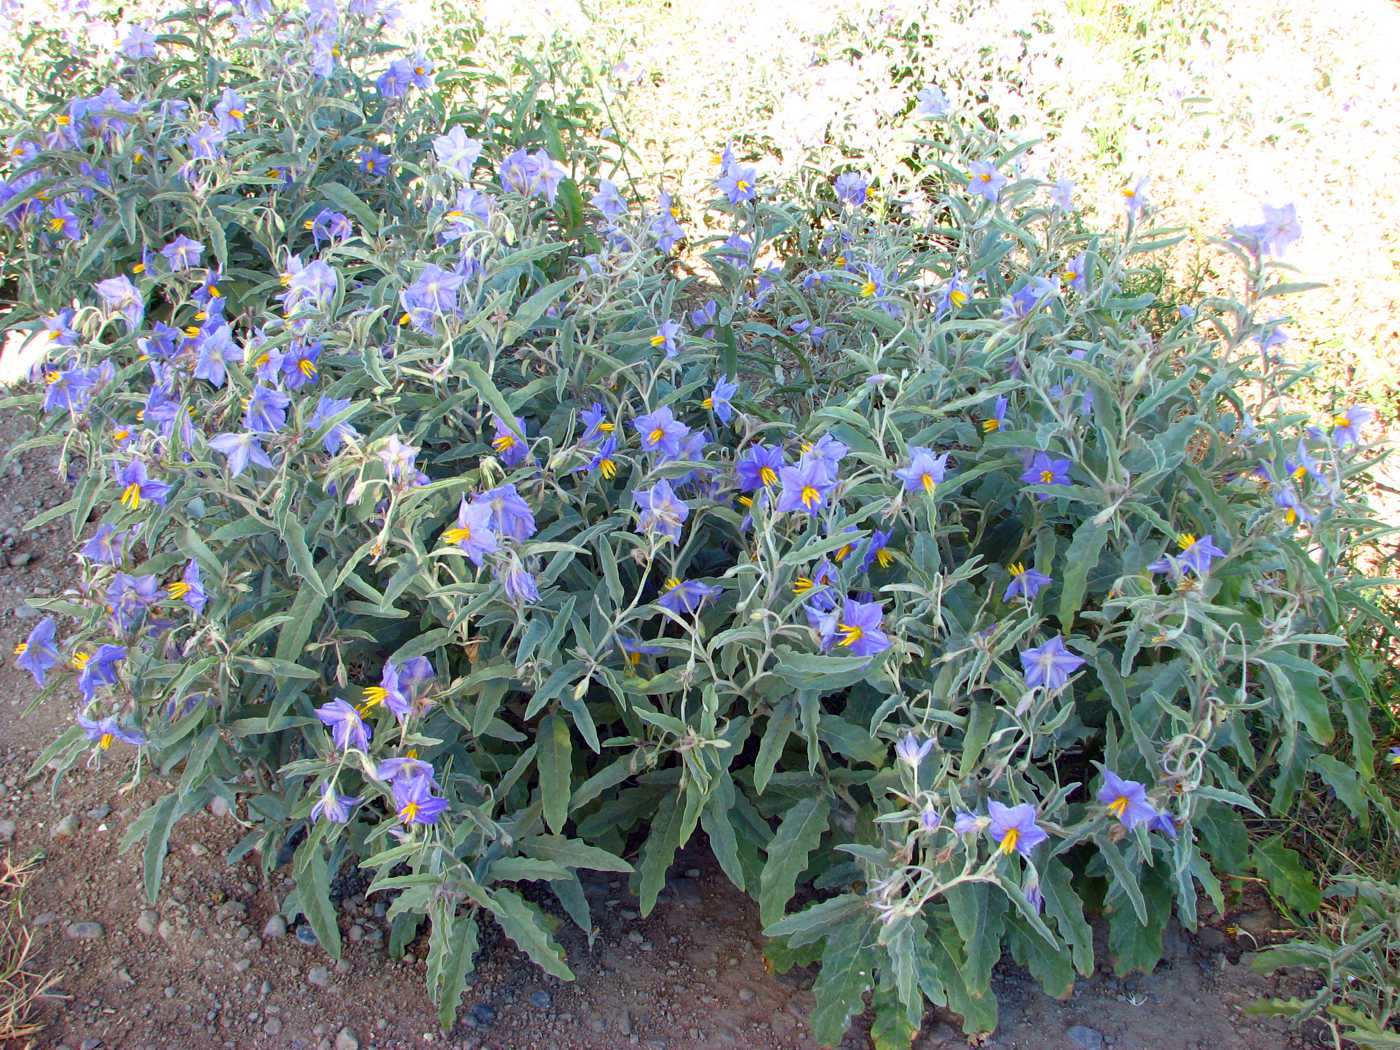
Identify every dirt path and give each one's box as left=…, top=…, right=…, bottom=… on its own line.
left=0, top=405, right=1323, bottom=1050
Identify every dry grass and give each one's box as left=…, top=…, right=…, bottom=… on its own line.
left=0, top=853, right=60, bottom=1047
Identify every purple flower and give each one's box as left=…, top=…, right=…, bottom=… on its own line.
left=1097, top=770, right=1156, bottom=830
left=592, top=178, right=628, bottom=222
left=777, top=459, right=835, bottom=515
left=581, top=435, right=619, bottom=479
left=307, top=395, right=359, bottom=454
left=45, top=199, right=81, bottom=241
left=834, top=172, right=868, bottom=206
left=1122, top=177, right=1150, bottom=218
left=1003, top=563, right=1052, bottom=602
left=634, top=406, right=689, bottom=458
left=282, top=342, right=322, bottom=390
left=1329, top=405, right=1373, bottom=446
left=498, top=559, right=539, bottom=603
left=937, top=271, right=971, bottom=316
left=658, top=577, right=722, bottom=615
left=15, top=617, right=59, bottom=685
left=967, top=161, right=1007, bottom=202
left=283, top=259, right=338, bottom=314
left=170, top=560, right=207, bottom=614
left=490, top=415, right=529, bottom=468
left=1232, top=203, right=1300, bottom=258
left=378, top=435, right=419, bottom=483
left=245, top=385, right=291, bottom=434
left=77, top=712, right=145, bottom=750
left=376, top=757, right=438, bottom=786
left=1020, top=452, right=1071, bottom=499
left=634, top=479, right=689, bottom=542
left=581, top=403, right=614, bottom=442
left=41, top=364, right=97, bottom=414
left=1004, top=276, right=1060, bottom=319
left=716, top=164, right=757, bottom=205
left=803, top=434, right=849, bottom=478
left=95, top=274, right=143, bottom=330
left=1020, top=635, right=1086, bottom=691
left=433, top=126, right=483, bottom=180
left=77, top=644, right=126, bottom=702
left=649, top=320, right=683, bottom=359
left=187, top=123, right=226, bottom=162
left=114, top=460, right=170, bottom=511
left=309, top=208, right=352, bottom=245
left=859, top=530, right=893, bottom=572
left=161, top=234, right=203, bottom=272
left=821, top=597, right=890, bottom=658
left=1061, top=252, right=1088, bottom=292
left=920, top=806, right=942, bottom=832
left=895, top=732, right=934, bottom=767
left=80, top=524, right=125, bottom=566
left=915, top=85, right=950, bottom=118
left=953, top=811, right=983, bottom=835
left=311, top=783, right=359, bottom=824
left=473, top=484, right=536, bottom=540
left=121, top=22, right=158, bottom=59
left=107, top=572, right=160, bottom=631
left=985, top=800, right=1047, bottom=858
left=982, top=395, right=1009, bottom=434
left=393, top=774, right=449, bottom=826
left=497, top=148, right=566, bottom=203
left=214, top=88, right=248, bottom=133
left=1050, top=177, right=1075, bottom=211
left=315, top=698, right=371, bottom=751
left=358, top=148, right=391, bottom=176
left=1024, top=877, right=1044, bottom=913
left=704, top=376, right=739, bottom=425
left=1148, top=532, right=1226, bottom=578
left=193, top=323, right=236, bottom=387
left=737, top=444, right=784, bottom=492
left=443, top=497, right=498, bottom=566
left=649, top=192, right=684, bottom=253
left=896, top=447, right=949, bottom=495
left=1148, top=812, right=1178, bottom=839
left=362, top=662, right=410, bottom=720
left=209, top=431, right=274, bottom=477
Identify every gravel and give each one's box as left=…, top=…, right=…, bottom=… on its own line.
left=65, top=921, right=105, bottom=940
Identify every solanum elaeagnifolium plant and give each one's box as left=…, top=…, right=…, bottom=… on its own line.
left=2, top=1, right=1388, bottom=1043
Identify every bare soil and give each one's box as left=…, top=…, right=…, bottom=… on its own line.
left=0, top=405, right=1325, bottom=1050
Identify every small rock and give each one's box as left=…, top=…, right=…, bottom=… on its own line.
left=136, top=910, right=158, bottom=937
left=86, top=803, right=111, bottom=821
left=263, top=1018, right=283, bottom=1036
left=295, top=925, right=318, bottom=946
left=32, top=912, right=56, bottom=927
left=684, top=867, right=701, bottom=878
left=468, top=1003, right=495, bottom=1027
left=307, top=966, right=330, bottom=988
left=347, top=924, right=364, bottom=943
left=115, top=967, right=135, bottom=987
left=620, top=1009, right=633, bottom=1036
left=156, top=919, right=176, bottom=943
left=528, top=990, right=552, bottom=1010
left=50, top=814, right=80, bottom=839
left=1197, top=926, right=1227, bottom=952
left=738, top=988, right=755, bottom=1003
left=0, top=818, right=15, bottom=843
left=65, top=921, right=105, bottom=940
left=233, top=959, right=251, bottom=973
left=263, top=915, right=287, bottom=939
left=189, top=842, right=209, bottom=858
left=79, top=1039, right=100, bottom=1050
left=208, top=796, right=232, bottom=818
left=1067, top=1024, right=1105, bottom=1050
left=334, top=1027, right=359, bottom=1050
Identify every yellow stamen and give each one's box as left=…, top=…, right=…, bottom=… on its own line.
left=99, top=732, right=113, bottom=750
left=834, top=255, right=846, bottom=267
left=1176, top=533, right=1197, bottom=552
left=13, top=642, right=27, bottom=656
left=443, top=526, right=472, bottom=545
left=1107, top=796, right=1129, bottom=818
left=398, top=312, right=411, bottom=326
left=599, top=458, right=616, bottom=479
left=71, top=650, right=90, bottom=670
left=759, top=466, right=777, bottom=488
left=793, top=577, right=816, bottom=595
left=860, top=280, right=877, bottom=297
left=56, top=114, right=71, bottom=126
left=664, top=577, right=682, bottom=591
left=133, top=151, right=143, bottom=163
left=255, top=352, right=271, bottom=368
left=1008, top=562, right=1026, bottom=577
left=627, top=651, right=641, bottom=667
left=168, top=581, right=190, bottom=599
left=44, top=370, right=60, bottom=384
left=492, top=434, right=516, bottom=452
left=650, top=334, right=666, bottom=347
left=999, top=828, right=1019, bottom=855
left=195, top=310, right=207, bottom=321
left=445, top=209, right=463, bottom=220
left=1039, top=469, right=1054, bottom=484
left=921, top=473, right=935, bottom=494
left=978, top=172, right=992, bottom=183
left=48, top=217, right=66, bottom=233
left=1284, top=508, right=1298, bottom=525
left=299, top=358, right=317, bottom=378
left=736, top=494, right=753, bottom=508
left=800, top=485, right=821, bottom=509
left=228, top=108, right=244, bottom=120
left=950, top=288, right=968, bottom=308
left=597, top=421, right=614, bottom=432
left=398, top=801, right=418, bottom=822
left=120, top=483, right=142, bottom=510
left=836, top=623, right=863, bottom=648
left=647, top=427, right=665, bottom=447
left=1331, top=413, right=1351, bottom=430
left=702, top=397, right=713, bottom=409
left=982, top=418, right=1000, bottom=432
left=132, top=262, right=145, bottom=273
left=876, top=548, right=893, bottom=569
left=834, top=543, right=853, bottom=563
left=184, top=325, right=201, bottom=338
left=362, top=685, right=388, bottom=710
left=736, top=179, right=750, bottom=192
left=1062, top=268, right=1079, bottom=283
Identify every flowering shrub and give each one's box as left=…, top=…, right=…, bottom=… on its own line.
left=2, top=1, right=1389, bottom=1043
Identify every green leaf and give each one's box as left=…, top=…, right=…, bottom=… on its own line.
left=138, top=792, right=179, bottom=904
left=521, top=834, right=633, bottom=873
left=1041, top=860, right=1094, bottom=976
left=461, top=360, right=524, bottom=439
left=1252, top=835, right=1322, bottom=914
left=502, top=275, right=578, bottom=345
left=809, top=915, right=876, bottom=1045
left=636, top=791, right=684, bottom=916
left=537, top=713, right=572, bottom=835
left=763, top=893, right=866, bottom=947
left=1310, top=754, right=1371, bottom=828
left=319, top=181, right=380, bottom=233
left=428, top=908, right=478, bottom=1031
left=1058, top=519, right=1109, bottom=631
left=1107, top=871, right=1171, bottom=976
left=754, top=699, right=796, bottom=795
left=758, top=795, right=830, bottom=926
left=946, top=881, right=1008, bottom=995
left=870, top=979, right=918, bottom=1050
left=1097, top=834, right=1148, bottom=924
left=483, top=887, right=574, bottom=980
left=293, top=834, right=343, bottom=960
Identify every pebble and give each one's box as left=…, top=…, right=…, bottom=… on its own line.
left=264, top=915, right=287, bottom=939
left=263, top=1018, right=283, bottom=1036
left=32, top=912, right=56, bottom=926
left=334, top=1027, right=359, bottom=1050
left=208, top=796, right=232, bottom=818
left=347, top=924, right=364, bottom=942
left=295, top=924, right=319, bottom=946
left=0, top=818, right=15, bottom=843
left=684, top=867, right=701, bottom=878
left=233, top=959, right=252, bottom=973
left=50, top=814, right=80, bottom=839
left=738, top=988, right=755, bottom=1003
left=1067, top=1024, right=1105, bottom=1050
left=157, top=918, right=177, bottom=943
left=86, top=803, right=111, bottom=821
left=65, top=921, right=105, bottom=940
left=468, top=1003, right=495, bottom=1027
left=528, top=990, right=552, bottom=1010
left=307, top=966, right=330, bottom=988
left=137, top=910, right=158, bottom=937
